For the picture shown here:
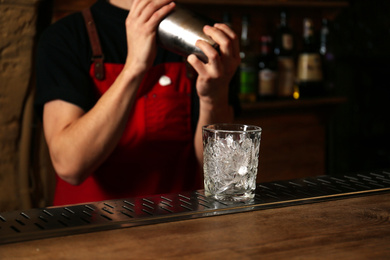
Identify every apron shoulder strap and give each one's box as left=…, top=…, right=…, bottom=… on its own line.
left=82, top=8, right=105, bottom=80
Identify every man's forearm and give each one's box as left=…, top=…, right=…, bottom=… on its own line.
left=194, top=99, right=234, bottom=167
left=45, top=68, right=144, bottom=185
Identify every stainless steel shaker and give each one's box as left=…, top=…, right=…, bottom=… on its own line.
left=157, top=4, right=219, bottom=63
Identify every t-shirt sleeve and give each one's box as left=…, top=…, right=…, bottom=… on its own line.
left=34, top=14, right=96, bottom=119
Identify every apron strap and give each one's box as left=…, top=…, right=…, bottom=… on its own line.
left=82, top=8, right=105, bottom=80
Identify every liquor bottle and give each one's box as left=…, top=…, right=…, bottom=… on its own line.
left=274, top=11, right=294, bottom=57
left=274, top=10, right=296, bottom=99
left=257, top=36, right=277, bottom=100
left=239, top=14, right=258, bottom=103
left=319, top=18, right=335, bottom=94
left=222, top=12, right=232, bottom=28
left=319, top=19, right=329, bottom=57
left=296, top=18, right=323, bottom=98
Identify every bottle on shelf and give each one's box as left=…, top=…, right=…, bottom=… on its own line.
left=296, top=18, right=323, bottom=98
left=257, top=35, right=277, bottom=100
left=319, top=18, right=336, bottom=94
left=274, top=10, right=296, bottom=99
left=222, top=12, right=232, bottom=28
left=319, top=18, right=329, bottom=57
left=239, top=14, right=258, bottom=103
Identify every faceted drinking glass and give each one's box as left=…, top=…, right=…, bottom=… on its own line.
left=202, top=124, right=262, bottom=201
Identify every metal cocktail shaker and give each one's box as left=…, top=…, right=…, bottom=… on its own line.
left=157, top=4, right=218, bottom=63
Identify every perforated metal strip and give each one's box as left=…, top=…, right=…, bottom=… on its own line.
left=1, top=170, right=390, bottom=244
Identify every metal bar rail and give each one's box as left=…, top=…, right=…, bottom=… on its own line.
left=1, top=170, right=389, bottom=244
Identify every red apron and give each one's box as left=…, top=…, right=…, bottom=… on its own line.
left=53, top=62, right=201, bottom=206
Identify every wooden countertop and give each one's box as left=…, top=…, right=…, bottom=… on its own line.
left=1, top=192, right=390, bottom=259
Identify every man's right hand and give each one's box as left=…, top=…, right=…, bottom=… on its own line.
left=124, top=0, right=175, bottom=74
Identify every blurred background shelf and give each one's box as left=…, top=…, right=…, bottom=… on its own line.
left=240, top=97, right=347, bottom=112
left=235, top=97, right=347, bottom=183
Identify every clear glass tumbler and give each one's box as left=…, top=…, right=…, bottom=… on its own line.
left=203, top=124, right=262, bottom=201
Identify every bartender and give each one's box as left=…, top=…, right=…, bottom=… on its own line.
left=34, top=0, right=240, bottom=206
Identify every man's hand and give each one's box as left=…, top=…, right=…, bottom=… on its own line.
left=124, top=0, right=175, bottom=74
left=187, top=23, right=241, bottom=107
left=188, top=23, right=241, bottom=167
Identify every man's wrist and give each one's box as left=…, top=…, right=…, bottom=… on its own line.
left=119, top=63, right=148, bottom=87
left=199, top=97, right=233, bottom=123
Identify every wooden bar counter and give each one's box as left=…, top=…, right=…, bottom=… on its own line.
left=1, top=192, right=389, bottom=259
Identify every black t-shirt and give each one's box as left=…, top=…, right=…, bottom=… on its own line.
left=35, top=0, right=240, bottom=132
